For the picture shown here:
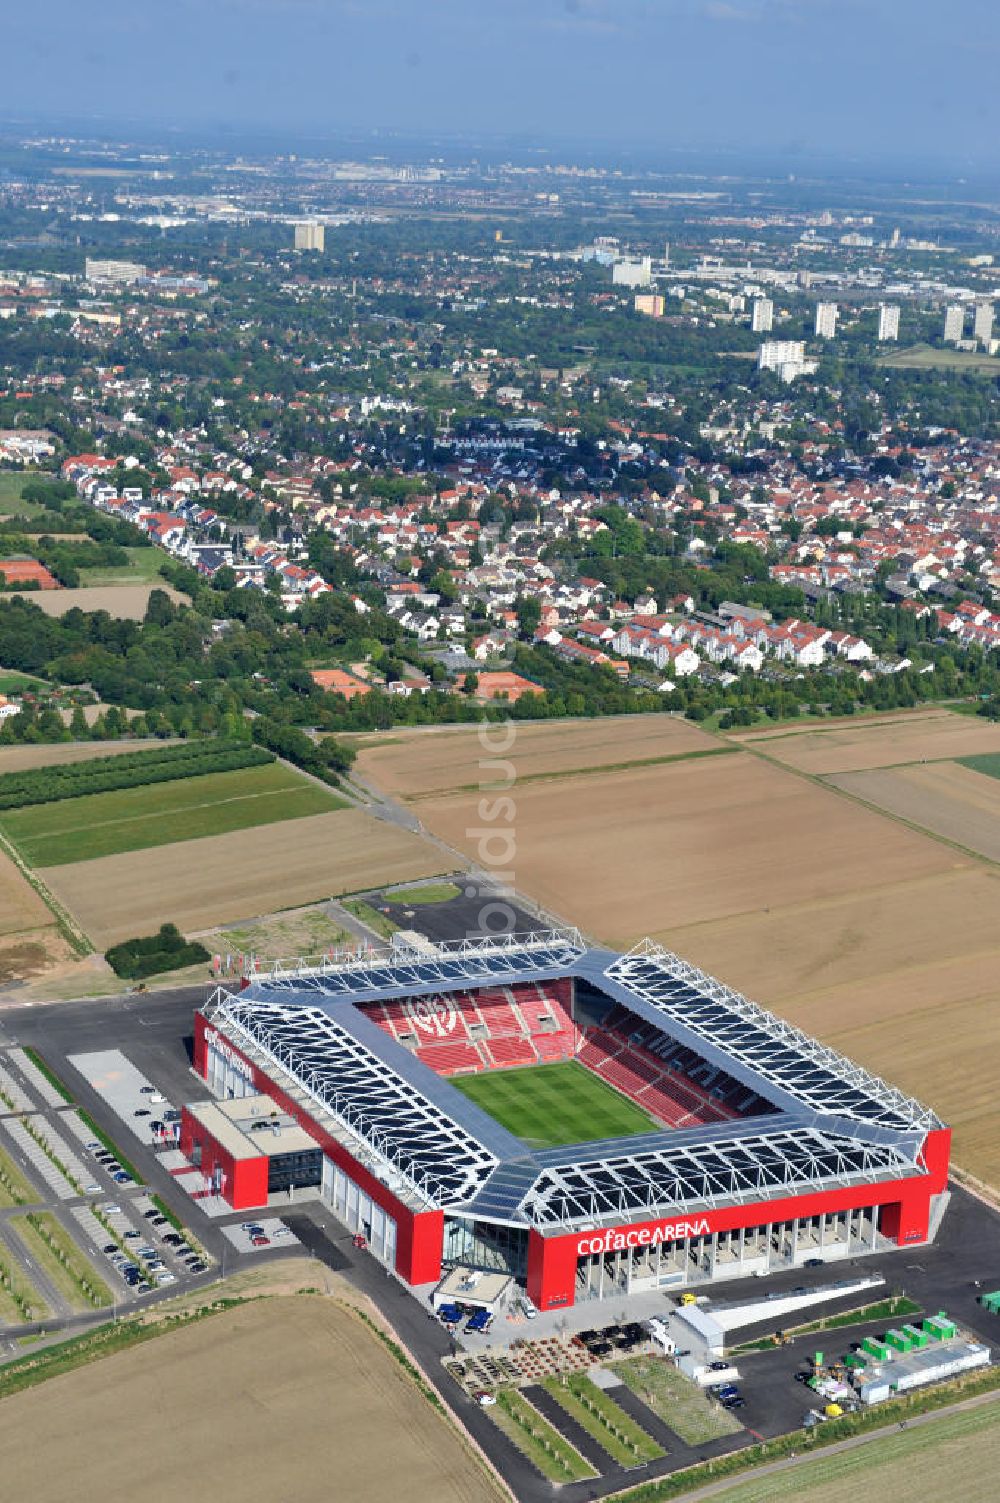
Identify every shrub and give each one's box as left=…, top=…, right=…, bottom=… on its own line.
left=105, top=924, right=211, bottom=980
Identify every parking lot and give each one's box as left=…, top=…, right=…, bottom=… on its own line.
left=220, top=1217, right=301, bottom=1256
left=68, top=1049, right=182, bottom=1156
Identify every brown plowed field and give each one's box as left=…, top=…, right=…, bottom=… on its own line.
left=734, top=708, right=1000, bottom=774
left=0, top=584, right=187, bottom=619
left=40, top=808, right=450, bottom=947
left=828, top=761, right=1000, bottom=862
left=353, top=715, right=719, bottom=798
left=414, top=752, right=957, bottom=939
left=0, top=1298, right=503, bottom=1503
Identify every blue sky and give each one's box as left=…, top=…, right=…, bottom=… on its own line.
left=7, top=0, right=997, bottom=169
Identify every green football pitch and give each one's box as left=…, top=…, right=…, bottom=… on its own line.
left=449, top=1061, right=658, bottom=1148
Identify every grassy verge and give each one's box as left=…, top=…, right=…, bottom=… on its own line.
left=0, top=1145, right=38, bottom=1207
left=0, top=1300, right=242, bottom=1399
left=349, top=1306, right=445, bottom=1415
left=731, top=1295, right=922, bottom=1354
left=75, top=1121, right=141, bottom=1194
left=543, top=1372, right=664, bottom=1464
left=612, top=1355, right=742, bottom=1445
left=384, top=881, right=462, bottom=906
left=793, top=1294, right=921, bottom=1337
left=490, top=1387, right=597, bottom=1483
left=0, top=1244, right=48, bottom=1323
left=21, top=1047, right=73, bottom=1103
left=11, top=1213, right=111, bottom=1310
left=342, top=898, right=400, bottom=939
left=151, top=1194, right=183, bottom=1233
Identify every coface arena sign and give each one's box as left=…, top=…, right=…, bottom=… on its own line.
left=204, top=1027, right=255, bottom=1084
left=576, top=1218, right=711, bottom=1257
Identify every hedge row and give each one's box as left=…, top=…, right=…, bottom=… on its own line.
left=105, top=923, right=211, bottom=980
left=0, top=738, right=272, bottom=810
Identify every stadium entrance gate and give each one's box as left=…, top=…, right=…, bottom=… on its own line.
left=573, top=1207, right=879, bottom=1301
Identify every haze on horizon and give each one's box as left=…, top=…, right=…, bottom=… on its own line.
left=7, top=0, right=999, bottom=173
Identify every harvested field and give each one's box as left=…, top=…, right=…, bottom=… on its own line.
left=41, top=808, right=451, bottom=947
left=0, top=740, right=165, bottom=775
left=413, top=752, right=957, bottom=939
left=735, top=708, right=1000, bottom=774
left=0, top=584, right=187, bottom=619
left=372, top=744, right=1000, bottom=1185
left=827, top=761, right=1000, bottom=862
left=353, top=714, right=719, bottom=798
left=664, top=868, right=1000, bottom=1183
left=0, top=1297, right=503, bottom=1503
left=0, top=847, right=55, bottom=937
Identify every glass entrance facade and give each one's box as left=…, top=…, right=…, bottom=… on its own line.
left=574, top=1206, right=878, bottom=1301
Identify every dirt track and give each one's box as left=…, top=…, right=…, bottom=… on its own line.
left=0, top=1297, right=503, bottom=1503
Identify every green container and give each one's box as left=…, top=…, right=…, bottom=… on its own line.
left=845, top=1353, right=865, bottom=1370
left=861, top=1336, right=882, bottom=1357
left=903, top=1324, right=928, bottom=1349
left=885, top=1329, right=910, bottom=1353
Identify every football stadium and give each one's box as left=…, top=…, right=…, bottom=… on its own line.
left=184, top=931, right=951, bottom=1313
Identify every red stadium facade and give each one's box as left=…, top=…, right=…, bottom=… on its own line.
left=186, top=935, right=952, bottom=1311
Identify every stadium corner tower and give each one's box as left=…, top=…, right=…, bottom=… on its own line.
left=186, top=932, right=950, bottom=1311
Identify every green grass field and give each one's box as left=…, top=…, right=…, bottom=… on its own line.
left=451, top=1060, right=657, bottom=1147
left=0, top=473, right=28, bottom=512
left=611, top=1354, right=742, bottom=1444
left=878, top=343, right=1000, bottom=375
left=384, top=881, right=462, bottom=905
left=78, top=546, right=167, bottom=587
left=0, top=762, right=346, bottom=865
left=958, top=753, right=1000, bottom=782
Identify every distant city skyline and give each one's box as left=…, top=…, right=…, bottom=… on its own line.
left=5, top=0, right=998, bottom=171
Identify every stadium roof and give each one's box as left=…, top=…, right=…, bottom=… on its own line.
left=204, top=930, right=942, bottom=1234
